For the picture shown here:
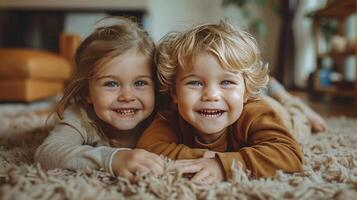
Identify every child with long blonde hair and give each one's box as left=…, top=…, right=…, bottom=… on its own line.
left=35, top=17, right=163, bottom=181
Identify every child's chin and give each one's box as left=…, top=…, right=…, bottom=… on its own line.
left=113, top=123, right=139, bottom=131
left=197, top=127, right=225, bottom=135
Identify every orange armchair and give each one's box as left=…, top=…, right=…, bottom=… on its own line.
left=0, top=33, right=80, bottom=102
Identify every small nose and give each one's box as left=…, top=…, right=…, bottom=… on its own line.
left=118, top=86, right=135, bottom=102
left=201, top=85, right=220, bottom=102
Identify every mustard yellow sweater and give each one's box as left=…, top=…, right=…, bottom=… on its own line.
left=137, top=100, right=303, bottom=179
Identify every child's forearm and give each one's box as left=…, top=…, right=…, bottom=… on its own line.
left=215, top=143, right=303, bottom=179
left=35, top=123, right=121, bottom=175
left=137, top=139, right=206, bottom=159
left=217, top=102, right=305, bottom=179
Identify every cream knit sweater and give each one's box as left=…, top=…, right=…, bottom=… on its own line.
left=34, top=105, right=128, bottom=175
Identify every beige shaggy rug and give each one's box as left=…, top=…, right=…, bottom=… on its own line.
left=1, top=104, right=357, bottom=199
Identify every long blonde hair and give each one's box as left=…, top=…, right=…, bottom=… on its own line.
left=53, top=17, right=155, bottom=138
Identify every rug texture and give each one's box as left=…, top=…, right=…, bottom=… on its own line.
left=0, top=104, right=357, bottom=200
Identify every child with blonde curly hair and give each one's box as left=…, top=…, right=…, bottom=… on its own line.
left=137, top=20, right=303, bottom=183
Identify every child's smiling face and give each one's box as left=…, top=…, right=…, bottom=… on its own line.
left=87, top=49, right=155, bottom=132
left=172, top=51, right=246, bottom=143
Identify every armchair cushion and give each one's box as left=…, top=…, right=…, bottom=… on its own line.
left=0, top=48, right=71, bottom=80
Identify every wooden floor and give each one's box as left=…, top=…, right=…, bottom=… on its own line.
left=291, top=91, right=357, bottom=118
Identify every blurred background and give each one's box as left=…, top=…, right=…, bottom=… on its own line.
left=0, top=0, right=356, bottom=105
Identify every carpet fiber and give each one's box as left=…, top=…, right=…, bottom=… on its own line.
left=1, top=105, right=357, bottom=199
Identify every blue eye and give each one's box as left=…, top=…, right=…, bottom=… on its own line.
left=221, top=80, right=236, bottom=86
left=104, top=81, right=119, bottom=88
left=134, top=80, right=148, bottom=87
left=187, top=81, right=203, bottom=87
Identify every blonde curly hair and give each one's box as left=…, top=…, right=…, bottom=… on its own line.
left=156, top=19, right=269, bottom=101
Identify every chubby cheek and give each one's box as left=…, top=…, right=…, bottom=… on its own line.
left=138, top=89, right=155, bottom=113
left=227, top=88, right=245, bottom=115
left=173, top=89, right=188, bottom=114
left=176, top=95, right=189, bottom=114
left=230, top=91, right=244, bottom=103
left=92, top=96, right=113, bottom=116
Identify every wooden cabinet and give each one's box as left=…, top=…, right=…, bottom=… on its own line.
left=311, top=0, right=356, bottom=98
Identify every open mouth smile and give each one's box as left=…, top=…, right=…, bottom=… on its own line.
left=196, top=109, right=226, bottom=118
left=113, top=108, right=139, bottom=117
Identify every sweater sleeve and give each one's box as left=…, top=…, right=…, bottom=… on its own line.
left=216, top=104, right=303, bottom=179
left=136, top=114, right=206, bottom=159
left=34, top=121, right=127, bottom=176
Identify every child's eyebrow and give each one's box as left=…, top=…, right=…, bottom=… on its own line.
left=222, top=71, right=243, bottom=79
left=93, top=75, right=116, bottom=80
left=179, top=74, right=197, bottom=81
left=224, top=70, right=241, bottom=75
left=94, top=74, right=152, bottom=80
left=223, top=72, right=242, bottom=77
left=135, top=75, right=153, bottom=79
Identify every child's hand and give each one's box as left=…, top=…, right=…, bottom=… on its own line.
left=203, top=150, right=217, bottom=158
left=177, top=158, right=225, bottom=184
left=112, top=149, right=164, bottom=182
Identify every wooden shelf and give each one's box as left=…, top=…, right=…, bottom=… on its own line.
left=314, top=0, right=356, bottom=18
left=311, top=0, right=357, bottom=99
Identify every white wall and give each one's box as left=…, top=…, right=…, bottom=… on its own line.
left=345, top=15, right=356, bottom=81
left=64, top=13, right=108, bottom=38
left=146, top=0, right=226, bottom=41
left=293, top=0, right=327, bottom=87
left=145, top=0, right=280, bottom=70
left=63, top=0, right=281, bottom=78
